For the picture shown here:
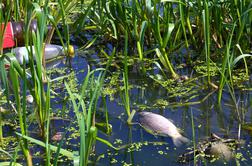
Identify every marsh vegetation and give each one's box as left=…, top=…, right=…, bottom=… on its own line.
left=0, top=0, right=252, bottom=165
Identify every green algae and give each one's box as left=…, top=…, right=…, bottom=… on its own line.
left=153, top=99, right=169, bottom=108
left=194, top=61, right=220, bottom=77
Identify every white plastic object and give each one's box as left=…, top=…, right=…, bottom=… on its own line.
left=13, top=44, right=65, bottom=64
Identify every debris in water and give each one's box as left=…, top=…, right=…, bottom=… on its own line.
left=208, top=141, right=233, bottom=161
left=51, top=132, right=63, bottom=141
left=178, top=133, right=244, bottom=163
left=26, top=95, right=34, bottom=104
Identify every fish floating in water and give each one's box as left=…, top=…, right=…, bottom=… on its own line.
left=139, top=111, right=189, bottom=146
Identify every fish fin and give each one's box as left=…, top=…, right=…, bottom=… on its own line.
left=173, top=136, right=190, bottom=147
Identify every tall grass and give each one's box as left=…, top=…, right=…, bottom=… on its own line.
left=27, top=3, right=51, bottom=138
left=0, top=0, right=11, bottom=147
left=45, top=0, right=79, bottom=44
left=9, top=62, right=33, bottom=165
left=0, top=60, right=9, bottom=146
left=202, top=0, right=211, bottom=84
left=217, top=6, right=252, bottom=103
left=122, top=31, right=131, bottom=120
left=6, top=3, right=53, bottom=162
left=151, top=1, right=179, bottom=79
left=65, top=45, right=115, bottom=165
left=3, top=1, right=70, bottom=164
left=65, top=68, right=105, bottom=165
left=1, top=0, right=252, bottom=165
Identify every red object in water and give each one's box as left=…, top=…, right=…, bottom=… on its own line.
left=1, top=22, right=15, bottom=49
left=2, top=20, right=52, bottom=49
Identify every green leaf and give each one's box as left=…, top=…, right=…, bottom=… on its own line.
left=231, top=54, right=252, bottom=68
left=161, top=0, right=186, bottom=5
left=16, top=132, right=76, bottom=159
left=96, top=137, right=119, bottom=150
left=139, top=21, right=148, bottom=48
left=0, top=162, right=22, bottom=166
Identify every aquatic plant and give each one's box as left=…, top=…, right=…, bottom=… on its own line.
left=9, top=62, right=33, bottom=165
left=122, top=31, right=131, bottom=122
left=1, top=0, right=252, bottom=165
left=202, top=0, right=211, bottom=84
left=65, top=68, right=108, bottom=165
left=190, top=109, right=196, bottom=165
left=217, top=5, right=252, bottom=102
left=0, top=60, right=9, bottom=146
left=148, top=1, right=179, bottom=79
left=5, top=2, right=66, bottom=164
left=0, top=1, right=12, bottom=146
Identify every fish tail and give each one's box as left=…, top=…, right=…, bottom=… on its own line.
left=173, top=135, right=189, bottom=147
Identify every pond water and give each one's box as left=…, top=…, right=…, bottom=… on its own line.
left=1, top=46, right=252, bottom=166
left=55, top=49, right=252, bottom=165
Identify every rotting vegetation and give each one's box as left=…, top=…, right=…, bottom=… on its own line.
left=0, top=0, right=252, bottom=165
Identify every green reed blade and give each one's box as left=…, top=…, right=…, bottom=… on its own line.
left=59, top=0, right=70, bottom=53
left=203, top=0, right=211, bottom=84
left=163, top=23, right=175, bottom=49
left=179, top=1, right=188, bottom=48
left=10, top=62, right=32, bottom=165
left=231, top=53, right=252, bottom=69
left=123, top=30, right=131, bottom=118
left=190, top=109, right=196, bottom=165
left=0, top=59, right=9, bottom=105
left=96, top=137, right=120, bottom=150
left=139, top=21, right=147, bottom=49
left=74, top=0, right=96, bottom=34
left=218, top=23, right=236, bottom=103
left=16, top=132, right=75, bottom=159
left=80, top=113, right=86, bottom=166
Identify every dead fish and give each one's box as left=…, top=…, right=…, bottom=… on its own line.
left=139, top=111, right=189, bottom=146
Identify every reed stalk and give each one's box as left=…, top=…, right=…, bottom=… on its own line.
left=151, top=1, right=179, bottom=79
left=65, top=68, right=104, bottom=165
left=45, top=0, right=78, bottom=44
left=123, top=31, right=131, bottom=119
left=9, top=62, right=33, bottom=166
left=0, top=60, right=9, bottom=146
left=0, top=108, right=2, bottom=146
left=203, top=0, right=211, bottom=84
left=19, top=2, right=52, bottom=140
left=179, top=1, right=189, bottom=49
left=0, top=0, right=11, bottom=147
left=190, top=109, right=196, bottom=165
left=65, top=49, right=114, bottom=165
